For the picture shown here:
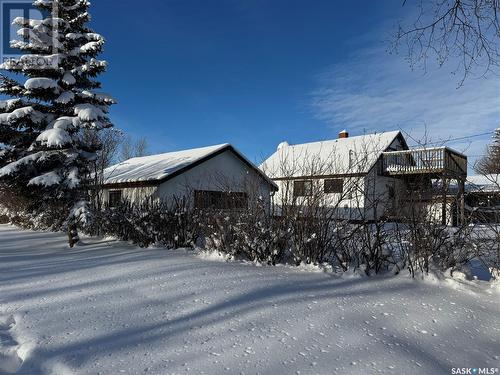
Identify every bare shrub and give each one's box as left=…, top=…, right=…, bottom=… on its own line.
left=466, top=173, right=500, bottom=278
left=389, top=172, right=477, bottom=277
left=90, top=197, right=200, bottom=249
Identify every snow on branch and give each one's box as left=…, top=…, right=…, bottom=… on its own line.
left=28, top=171, right=61, bottom=187
left=52, top=116, right=79, bottom=130
left=71, top=58, right=107, bottom=75
left=79, top=90, right=116, bottom=105
left=0, top=151, right=44, bottom=177
left=74, top=103, right=106, bottom=122
left=0, top=99, right=22, bottom=111
left=61, top=72, right=76, bottom=86
left=24, top=78, right=59, bottom=91
left=65, top=167, right=80, bottom=189
left=36, top=128, right=73, bottom=148
left=0, top=106, right=47, bottom=125
left=66, top=32, right=103, bottom=42
left=79, top=40, right=104, bottom=54
left=55, top=91, right=75, bottom=104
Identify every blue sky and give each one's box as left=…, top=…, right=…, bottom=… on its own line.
left=90, top=0, right=498, bottom=167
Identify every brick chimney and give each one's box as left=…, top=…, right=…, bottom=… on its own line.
left=339, top=130, right=349, bottom=139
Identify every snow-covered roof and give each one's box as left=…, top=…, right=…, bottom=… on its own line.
left=260, top=131, right=403, bottom=178
left=103, top=143, right=277, bottom=189
left=466, top=174, right=500, bottom=192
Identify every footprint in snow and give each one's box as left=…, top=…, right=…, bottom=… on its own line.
left=0, top=315, right=25, bottom=374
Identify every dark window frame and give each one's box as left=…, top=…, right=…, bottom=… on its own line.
left=109, top=190, right=122, bottom=208
left=194, top=190, right=248, bottom=210
left=324, top=178, right=344, bottom=194
left=293, top=180, right=313, bottom=197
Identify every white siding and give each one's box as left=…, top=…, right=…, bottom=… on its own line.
left=272, top=176, right=368, bottom=220
left=103, top=150, right=273, bottom=210
left=268, top=135, right=408, bottom=221
left=103, top=186, right=157, bottom=205
left=362, top=136, right=408, bottom=221
left=156, top=150, right=272, bottom=208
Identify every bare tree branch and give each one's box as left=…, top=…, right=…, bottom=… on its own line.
left=393, top=0, right=500, bottom=85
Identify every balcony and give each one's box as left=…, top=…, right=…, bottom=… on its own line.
left=382, top=147, right=467, bottom=178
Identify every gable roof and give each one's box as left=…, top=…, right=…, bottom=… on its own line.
left=103, top=144, right=278, bottom=190
left=260, top=131, right=405, bottom=179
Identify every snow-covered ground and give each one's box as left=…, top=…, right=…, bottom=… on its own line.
left=0, top=225, right=499, bottom=375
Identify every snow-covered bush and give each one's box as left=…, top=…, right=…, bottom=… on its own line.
left=199, top=199, right=290, bottom=264
left=82, top=194, right=497, bottom=280
left=89, top=198, right=201, bottom=249
left=465, top=224, right=500, bottom=280
left=0, top=181, right=67, bottom=229
left=199, top=210, right=240, bottom=257
left=0, top=197, right=9, bottom=224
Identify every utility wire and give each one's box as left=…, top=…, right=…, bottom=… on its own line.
left=404, top=130, right=494, bottom=148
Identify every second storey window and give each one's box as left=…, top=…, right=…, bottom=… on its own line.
left=324, top=179, right=344, bottom=194
left=294, top=180, right=313, bottom=197
left=109, top=190, right=122, bottom=207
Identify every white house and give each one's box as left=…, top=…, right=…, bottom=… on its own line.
left=102, top=144, right=278, bottom=211
left=261, top=130, right=468, bottom=224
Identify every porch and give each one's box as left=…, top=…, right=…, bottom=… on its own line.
left=381, top=147, right=468, bottom=226
left=381, top=147, right=467, bottom=178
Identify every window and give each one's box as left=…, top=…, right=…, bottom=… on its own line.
left=324, top=179, right=343, bottom=194
left=109, top=190, right=122, bottom=207
left=194, top=190, right=248, bottom=210
left=293, top=180, right=312, bottom=197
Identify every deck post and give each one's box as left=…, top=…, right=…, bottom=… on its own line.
left=441, top=177, right=447, bottom=226
left=458, top=178, right=465, bottom=225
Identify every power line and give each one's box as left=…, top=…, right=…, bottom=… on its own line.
left=404, top=130, right=494, bottom=148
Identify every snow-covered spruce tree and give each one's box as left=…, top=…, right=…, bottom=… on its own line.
left=0, top=0, right=115, bottom=245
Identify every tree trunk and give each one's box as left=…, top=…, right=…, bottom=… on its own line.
left=68, top=223, right=79, bottom=248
